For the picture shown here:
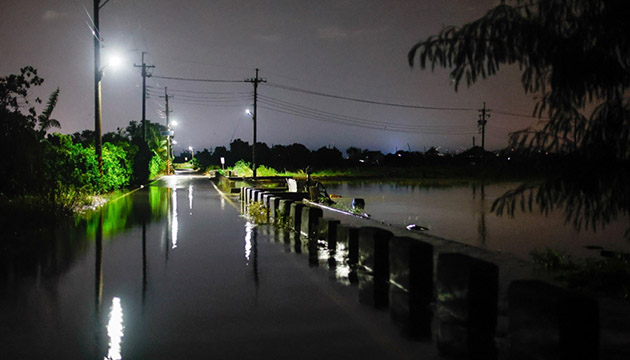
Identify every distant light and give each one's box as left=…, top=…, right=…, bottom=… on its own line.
left=171, top=120, right=178, bottom=126
left=245, top=109, right=252, bottom=116
left=220, top=157, right=225, bottom=165
left=172, top=140, right=178, bottom=144
left=188, top=146, right=193, bottom=151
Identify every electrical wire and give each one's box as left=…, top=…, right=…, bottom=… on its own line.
left=152, top=75, right=245, bottom=83
left=264, top=82, right=477, bottom=111
left=258, top=102, right=476, bottom=135
left=147, top=85, right=251, bottom=96
left=258, top=95, right=472, bottom=131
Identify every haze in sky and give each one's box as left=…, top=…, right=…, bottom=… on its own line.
left=0, top=0, right=539, bottom=154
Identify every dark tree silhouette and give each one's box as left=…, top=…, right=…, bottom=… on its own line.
left=37, top=87, right=61, bottom=135
left=409, top=0, right=630, bottom=160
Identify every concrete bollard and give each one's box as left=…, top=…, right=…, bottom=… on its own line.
left=289, top=231, right=302, bottom=254
left=262, top=193, right=272, bottom=208
left=389, top=236, right=434, bottom=338
left=358, top=227, right=393, bottom=308
left=508, top=280, right=599, bottom=360
left=240, top=186, right=246, bottom=202
left=307, top=237, right=319, bottom=267
left=318, top=218, right=340, bottom=248
left=268, top=196, right=281, bottom=223
left=289, top=202, right=305, bottom=233
left=358, top=227, right=393, bottom=278
left=255, top=190, right=265, bottom=204
left=336, top=224, right=360, bottom=265
left=277, top=199, right=293, bottom=226
left=436, top=253, right=498, bottom=359
left=300, top=206, right=323, bottom=238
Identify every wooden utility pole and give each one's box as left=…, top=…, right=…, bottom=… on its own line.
left=93, top=0, right=103, bottom=175
left=245, top=68, right=266, bottom=179
left=160, top=87, right=173, bottom=174
left=134, top=52, right=155, bottom=142
left=477, top=102, right=490, bottom=150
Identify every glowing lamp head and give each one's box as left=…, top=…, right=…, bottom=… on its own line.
left=105, top=52, right=124, bottom=70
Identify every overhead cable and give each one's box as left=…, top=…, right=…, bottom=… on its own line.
left=152, top=75, right=245, bottom=83
left=265, top=82, right=477, bottom=111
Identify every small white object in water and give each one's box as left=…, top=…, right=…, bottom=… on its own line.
left=406, top=224, right=428, bottom=231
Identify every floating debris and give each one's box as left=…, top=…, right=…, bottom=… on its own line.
left=406, top=224, right=429, bottom=231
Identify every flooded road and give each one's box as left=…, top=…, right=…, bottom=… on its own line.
left=0, top=174, right=433, bottom=359
left=324, top=181, right=630, bottom=259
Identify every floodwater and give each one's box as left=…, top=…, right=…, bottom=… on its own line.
left=0, top=174, right=433, bottom=360
left=324, top=181, right=630, bottom=259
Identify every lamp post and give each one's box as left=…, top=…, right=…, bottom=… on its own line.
left=94, top=0, right=103, bottom=175
left=189, top=146, right=194, bottom=160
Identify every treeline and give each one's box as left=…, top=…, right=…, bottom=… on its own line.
left=185, top=138, right=533, bottom=174
left=0, top=67, right=168, bottom=214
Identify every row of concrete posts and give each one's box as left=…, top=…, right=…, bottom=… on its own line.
left=241, top=186, right=601, bottom=360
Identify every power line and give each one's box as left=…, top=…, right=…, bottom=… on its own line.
left=258, top=101, right=476, bottom=135
left=265, top=82, right=477, bottom=111
left=152, top=75, right=245, bottom=83
left=258, top=95, right=471, bottom=131
left=147, top=85, right=251, bottom=96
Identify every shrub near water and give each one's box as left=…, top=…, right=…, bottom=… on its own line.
left=531, top=248, right=630, bottom=300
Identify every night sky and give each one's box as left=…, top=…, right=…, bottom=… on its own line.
left=1, top=0, right=539, bottom=154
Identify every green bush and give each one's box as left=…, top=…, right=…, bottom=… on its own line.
left=101, top=142, right=132, bottom=192
left=232, top=160, right=252, bottom=177
left=149, top=151, right=166, bottom=179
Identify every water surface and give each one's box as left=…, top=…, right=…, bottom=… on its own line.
left=0, top=175, right=432, bottom=359
left=324, top=181, right=629, bottom=259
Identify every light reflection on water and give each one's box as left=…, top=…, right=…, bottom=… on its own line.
left=244, top=222, right=253, bottom=262
left=188, top=184, right=194, bottom=215
left=170, top=188, right=178, bottom=249
left=105, top=297, right=124, bottom=360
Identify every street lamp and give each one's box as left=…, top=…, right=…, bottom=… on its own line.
left=94, top=49, right=123, bottom=175
left=93, top=0, right=119, bottom=175
left=189, top=146, right=194, bottom=160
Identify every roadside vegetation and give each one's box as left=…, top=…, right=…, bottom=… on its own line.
left=0, top=67, right=169, bottom=229
left=531, top=248, right=630, bottom=300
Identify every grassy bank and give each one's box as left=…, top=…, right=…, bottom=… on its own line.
left=216, top=161, right=545, bottom=187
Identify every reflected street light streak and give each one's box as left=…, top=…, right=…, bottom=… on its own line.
left=188, top=184, right=193, bottom=215
left=105, top=297, right=124, bottom=360
left=244, top=222, right=253, bottom=262
left=170, top=188, right=178, bottom=249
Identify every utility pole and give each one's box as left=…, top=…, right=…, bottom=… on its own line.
left=160, top=87, right=173, bottom=175
left=477, top=102, right=490, bottom=150
left=134, top=52, right=155, bottom=142
left=245, top=68, right=266, bottom=179
left=93, top=0, right=103, bottom=175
